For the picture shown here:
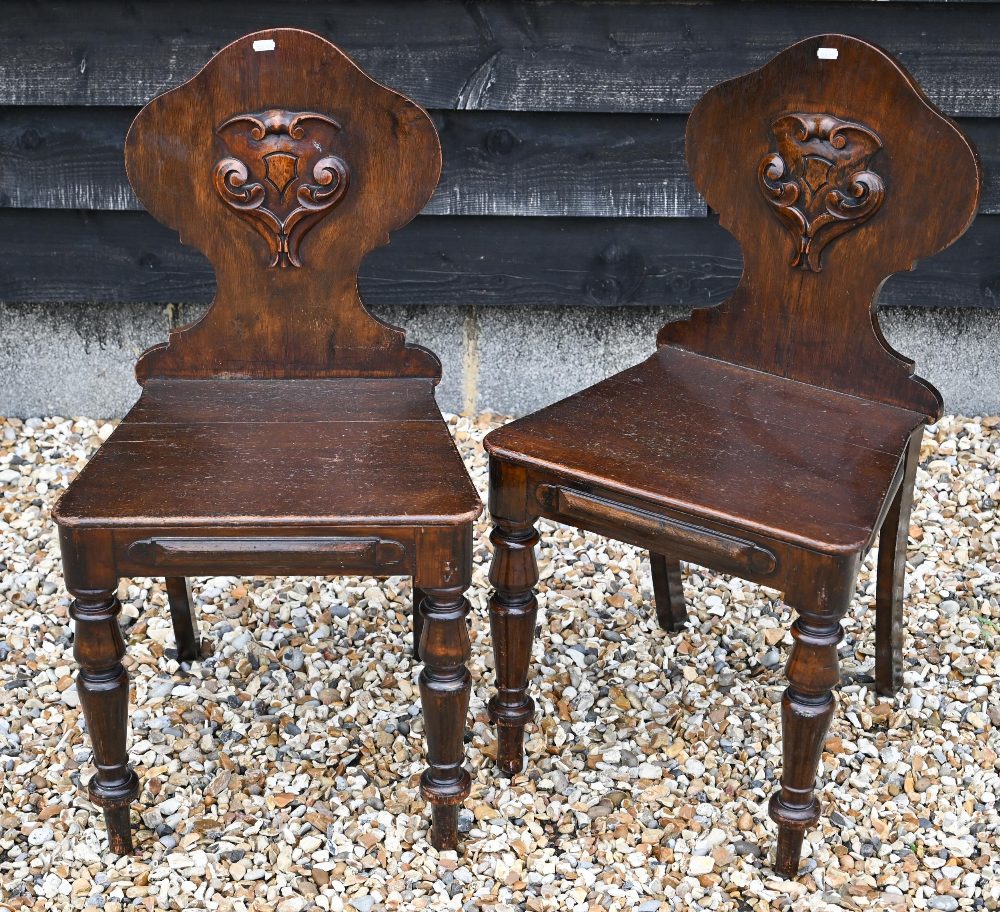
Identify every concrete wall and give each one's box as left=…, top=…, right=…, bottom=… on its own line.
left=1, top=302, right=998, bottom=418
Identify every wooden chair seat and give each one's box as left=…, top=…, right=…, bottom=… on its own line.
left=55, top=378, right=480, bottom=528
left=486, top=346, right=923, bottom=555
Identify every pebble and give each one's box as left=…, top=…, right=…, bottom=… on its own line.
left=734, top=840, right=762, bottom=858
left=27, top=825, right=53, bottom=846
left=298, top=834, right=323, bottom=854
left=685, top=757, right=706, bottom=778
left=285, top=648, right=305, bottom=671
left=761, top=647, right=782, bottom=668
left=929, top=897, right=959, bottom=912
left=0, top=413, right=997, bottom=911
left=689, top=856, right=715, bottom=875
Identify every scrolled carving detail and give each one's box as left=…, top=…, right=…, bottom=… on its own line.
left=212, top=109, right=350, bottom=267
left=758, top=113, right=885, bottom=273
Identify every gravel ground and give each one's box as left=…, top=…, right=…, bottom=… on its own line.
left=0, top=412, right=998, bottom=912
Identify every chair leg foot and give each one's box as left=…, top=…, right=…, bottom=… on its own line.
left=487, top=520, right=539, bottom=777
left=768, top=607, right=844, bottom=878
left=72, top=587, right=140, bottom=856
left=429, top=804, right=460, bottom=851
left=875, top=431, right=921, bottom=697
left=413, top=586, right=426, bottom=661
left=418, top=585, right=472, bottom=851
left=650, top=553, right=687, bottom=632
left=165, top=577, right=201, bottom=662
left=101, top=802, right=137, bottom=856
left=774, top=824, right=806, bottom=878
left=495, top=725, right=526, bottom=777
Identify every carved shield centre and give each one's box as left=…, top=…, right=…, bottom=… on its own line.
left=263, top=151, right=299, bottom=197
left=758, top=113, right=885, bottom=273
left=213, top=109, right=350, bottom=268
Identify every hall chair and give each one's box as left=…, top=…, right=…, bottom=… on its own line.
left=54, top=29, right=482, bottom=854
left=483, top=34, right=980, bottom=876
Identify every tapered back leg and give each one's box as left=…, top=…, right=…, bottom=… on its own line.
left=875, top=429, right=923, bottom=696
left=649, top=553, right=687, bottom=632
left=165, top=577, right=200, bottom=663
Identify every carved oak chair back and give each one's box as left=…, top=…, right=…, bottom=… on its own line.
left=482, top=34, right=981, bottom=880
left=661, top=34, right=979, bottom=417
left=125, top=27, right=441, bottom=381
left=55, top=29, right=481, bottom=857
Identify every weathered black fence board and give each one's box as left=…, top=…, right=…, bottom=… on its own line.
left=4, top=107, right=998, bottom=217
left=431, top=111, right=701, bottom=217
left=0, top=107, right=702, bottom=217
left=2, top=2, right=998, bottom=116
left=1, top=210, right=995, bottom=311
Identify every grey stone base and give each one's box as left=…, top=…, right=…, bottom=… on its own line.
left=1, top=301, right=998, bottom=417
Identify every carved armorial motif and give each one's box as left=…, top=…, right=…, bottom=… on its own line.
left=213, top=109, right=350, bottom=267
left=758, top=113, right=885, bottom=272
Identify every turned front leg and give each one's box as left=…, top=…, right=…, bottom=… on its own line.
left=769, top=609, right=845, bottom=877
left=72, top=588, right=140, bottom=855
left=487, top=520, right=540, bottom=776
left=418, top=585, right=473, bottom=850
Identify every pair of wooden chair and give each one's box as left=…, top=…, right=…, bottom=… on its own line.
left=54, top=29, right=980, bottom=877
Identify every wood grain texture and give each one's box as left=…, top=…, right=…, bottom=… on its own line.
left=874, top=429, right=923, bottom=697
left=54, top=379, right=481, bottom=527
left=8, top=106, right=1000, bottom=218
left=2, top=210, right=997, bottom=311
left=3, top=2, right=999, bottom=116
left=487, top=519, right=540, bottom=776
left=537, top=485, right=777, bottom=574
left=70, top=588, right=141, bottom=855
left=0, top=108, right=704, bottom=218
left=488, top=345, right=924, bottom=554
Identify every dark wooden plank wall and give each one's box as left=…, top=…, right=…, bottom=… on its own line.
left=1, top=0, right=998, bottom=311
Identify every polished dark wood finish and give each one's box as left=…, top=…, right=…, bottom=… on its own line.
left=874, top=428, right=924, bottom=696
left=71, top=587, right=141, bottom=856
left=54, top=29, right=481, bottom=854
left=484, top=34, right=980, bottom=878
left=164, top=576, right=199, bottom=663
left=488, top=519, right=540, bottom=777
left=418, top=584, right=474, bottom=848
left=649, top=554, right=687, bottom=632
left=412, top=587, right=427, bottom=660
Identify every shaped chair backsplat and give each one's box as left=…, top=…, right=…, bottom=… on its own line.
left=124, top=27, right=442, bottom=382
left=56, top=29, right=483, bottom=857
left=483, top=34, right=981, bottom=880
left=660, top=34, right=980, bottom=419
